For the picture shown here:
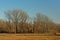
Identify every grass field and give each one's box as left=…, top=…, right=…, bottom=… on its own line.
left=0, top=34, right=60, bottom=40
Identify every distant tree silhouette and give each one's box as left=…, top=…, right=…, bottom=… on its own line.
left=33, top=13, right=53, bottom=33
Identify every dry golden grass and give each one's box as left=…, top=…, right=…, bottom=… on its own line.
left=0, top=34, right=60, bottom=40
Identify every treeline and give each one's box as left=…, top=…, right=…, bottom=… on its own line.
left=0, top=9, right=60, bottom=35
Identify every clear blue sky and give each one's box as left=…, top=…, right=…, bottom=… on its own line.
left=0, top=0, right=60, bottom=24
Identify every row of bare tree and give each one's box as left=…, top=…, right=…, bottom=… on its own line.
left=0, top=9, right=60, bottom=34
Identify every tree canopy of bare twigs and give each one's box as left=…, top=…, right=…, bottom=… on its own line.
left=4, top=9, right=29, bottom=33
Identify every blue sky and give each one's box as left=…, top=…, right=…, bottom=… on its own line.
left=0, top=0, right=60, bottom=24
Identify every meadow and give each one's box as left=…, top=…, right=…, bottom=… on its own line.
left=0, top=34, right=60, bottom=40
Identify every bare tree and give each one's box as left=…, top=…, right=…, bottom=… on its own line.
left=5, top=9, right=29, bottom=33
left=33, top=13, right=53, bottom=33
